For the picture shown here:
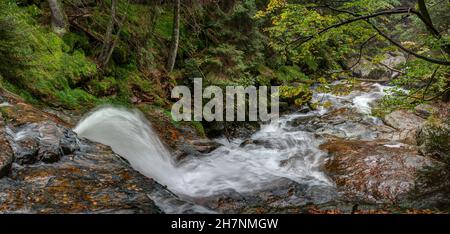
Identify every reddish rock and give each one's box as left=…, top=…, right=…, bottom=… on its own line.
left=321, top=138, right=433, bottom=203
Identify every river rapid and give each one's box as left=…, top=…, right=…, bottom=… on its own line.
left=74, top=82, right=396, bottom=213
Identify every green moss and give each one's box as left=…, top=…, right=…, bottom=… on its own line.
left=0, top=2, right=97, bottom=109
left=1, top=80, right=39, bottom=105
left=155, top=12, right=174, bottom=40
left=62, top=32, right=90, bottom=53
left=55, top=89, right=97, bottom=110
left=190, top=121, right=206, bottom=138
left=88, top=76, right=119, bottom=97
left=256, top=65, right=276, bottom=86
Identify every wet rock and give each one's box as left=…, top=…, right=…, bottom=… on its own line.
left=6, top=122, right=79, bottom=164
left=287, top=114, right=315, bottom=127
left=383, top=110, right=425, bottom=130
left=1, top=102, right=67, bottom=127
left=307, top=108, right=379, bottom=140
left=239, top=139, right=274, bottom=148
left=0, top=127, right=13, bottom=178
left=188, top=139, right=221, bottom=154
left=321, top=138, right=433, bottom=203
left=172, top=138, right=222, bottom=161
left=195, top=178, right=338, bottom=214
left=0, top=95, right=164, bottom=213
left=60, top=128, right=80, bottom=155
left=228, top=122, right=260, bottom=139
left=414, top=104, right=438, bottom=119
left=316, top=122, right=378, bottom=140
left=0, top=143, right=162, bottom=214
left=36, top=122, right=63, bottom=163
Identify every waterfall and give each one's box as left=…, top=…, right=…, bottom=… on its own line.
left=72, top=82, right=400, bottom=213
left=73, top=107, right=183, bottom=190
left=74, top=106, right=332, bottom=197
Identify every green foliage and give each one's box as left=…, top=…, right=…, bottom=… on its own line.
left=3, top=0, right=446, bottom=122
left=189, top=120, right=206, bottom=138
left=0, top=1, right=32, bottom=80
left=181, top=0, right=269, bottom=88
left=192, top=44, right=250, bottom=82
left=55, top=88, right=97, bottom=109
left=279, top=85, right=313, bottom=106
left=0, top=1, right=97, bottom=109
left=62, top=32, right=91, bottom=54
left=154, top=12, right=174, bottom=40
left=87, top=76, right=119, bottom=97
left=258, top=0, right=449, bottom=115
left=275, top=65, right=310, bottom=84
left=373, top=61, right=449, bottom=117
left=258, top=2, right=375, bottom=74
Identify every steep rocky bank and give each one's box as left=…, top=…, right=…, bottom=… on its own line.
left=0, top=92, right=166, bottom=213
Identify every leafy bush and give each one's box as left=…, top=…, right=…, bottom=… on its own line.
left=279, top=85, right=313, bottom=106
left=274, top=65, right=310, bottom=85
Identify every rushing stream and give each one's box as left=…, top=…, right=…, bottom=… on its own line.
left=73, top=82, right=394, bottom=212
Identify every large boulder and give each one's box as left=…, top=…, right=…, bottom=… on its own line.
left=0, top=142, right=163, bottom=214
left=192, top=178, right=338, bottom=214
left=321, top=138, right=433, bottom=203
left=303, top=108, right=381, bottom=140
left=416, top=123, right=450, bottom=159
left=414, top=104, right=439, bottom=119
left=382, top=110, right=425, bottom=144
left=5, top=122, right=79, bottom=164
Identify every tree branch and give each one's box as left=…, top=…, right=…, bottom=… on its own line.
left=289, top=6, right=450, bottom=66
left=417, top=0, right=441, bottom=38
left=367, top=21, right=450, bottom=65
left=290, top=7, right=416, bottom=48
left=422, top=66, right=440, bottom=100
left=326, top=34, right=377, bottom=74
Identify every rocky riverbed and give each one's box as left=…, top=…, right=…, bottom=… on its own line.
left=0, top=82, right=448, bottom=214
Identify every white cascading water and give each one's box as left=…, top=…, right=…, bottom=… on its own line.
left=74, top=83, right=393, bottom=199
left=74, top=107, right=332, bottom=197
left=73, top=107, right=183, bottom=188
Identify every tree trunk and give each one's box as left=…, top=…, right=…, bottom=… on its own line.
left=417, top=0, right=437, bottom=36
left=48, top=0, right=68, bottom=36
left=99, top=0, right=118, bottom=68
left=166, top=0, right=181, bottom=73
left=417, top=0, right=450, bottom=54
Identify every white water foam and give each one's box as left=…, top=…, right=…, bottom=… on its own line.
left=313, top=83, right=399, bottom=115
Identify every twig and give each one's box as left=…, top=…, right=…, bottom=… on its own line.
left=422, top=66, right=440, bottom=100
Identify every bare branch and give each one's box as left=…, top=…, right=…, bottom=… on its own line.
left=368, top=21, right=450, bottom=65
